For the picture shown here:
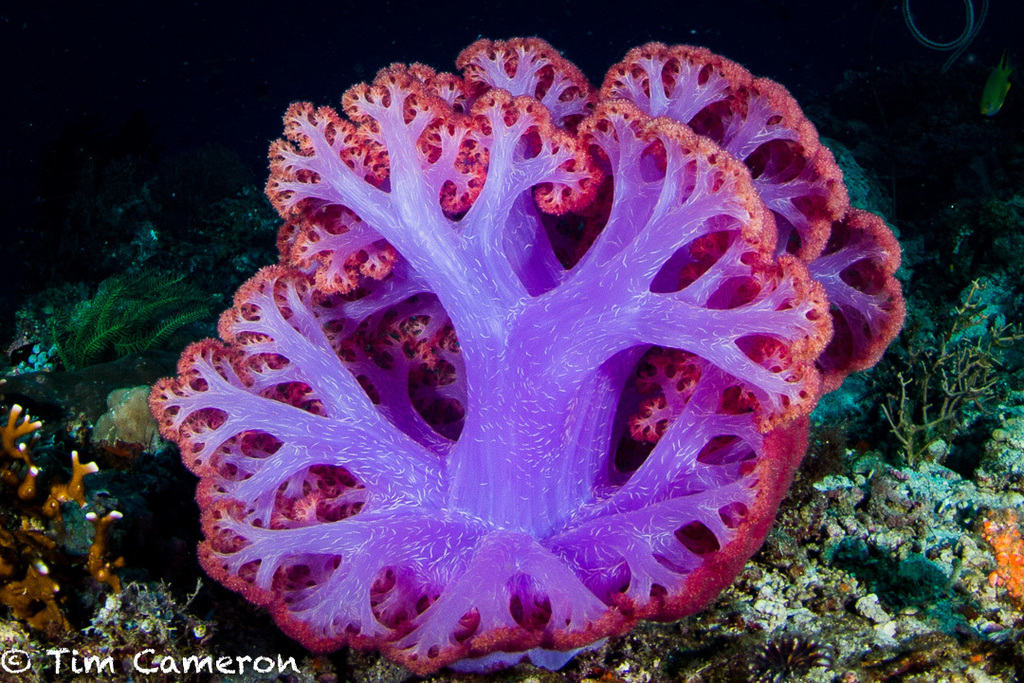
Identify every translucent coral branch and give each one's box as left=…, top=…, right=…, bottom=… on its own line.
left=86, top=510, right=125, bottom=592
left=1, top=405, right=42, bottom=461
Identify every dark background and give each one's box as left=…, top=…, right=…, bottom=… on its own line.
left=0, top=0, right=1017, bottom=325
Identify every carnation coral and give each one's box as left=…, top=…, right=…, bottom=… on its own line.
left=150, top=37, right=903, bottom=674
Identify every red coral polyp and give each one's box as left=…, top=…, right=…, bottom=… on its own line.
left=150, top=38, right=903, bottom=674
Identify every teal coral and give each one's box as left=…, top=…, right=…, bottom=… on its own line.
left=50, top=271, right=211, bottom=370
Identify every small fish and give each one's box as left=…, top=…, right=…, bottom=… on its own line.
left=981, top=50, right=1013, bottom=116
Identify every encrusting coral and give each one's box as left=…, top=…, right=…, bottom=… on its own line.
left=982, top=508, right=1024, bottom=608
left=93, top=385, right=161, bottom=458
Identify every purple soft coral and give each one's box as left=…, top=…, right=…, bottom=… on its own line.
left=150, top=38, right=903, bottom=674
